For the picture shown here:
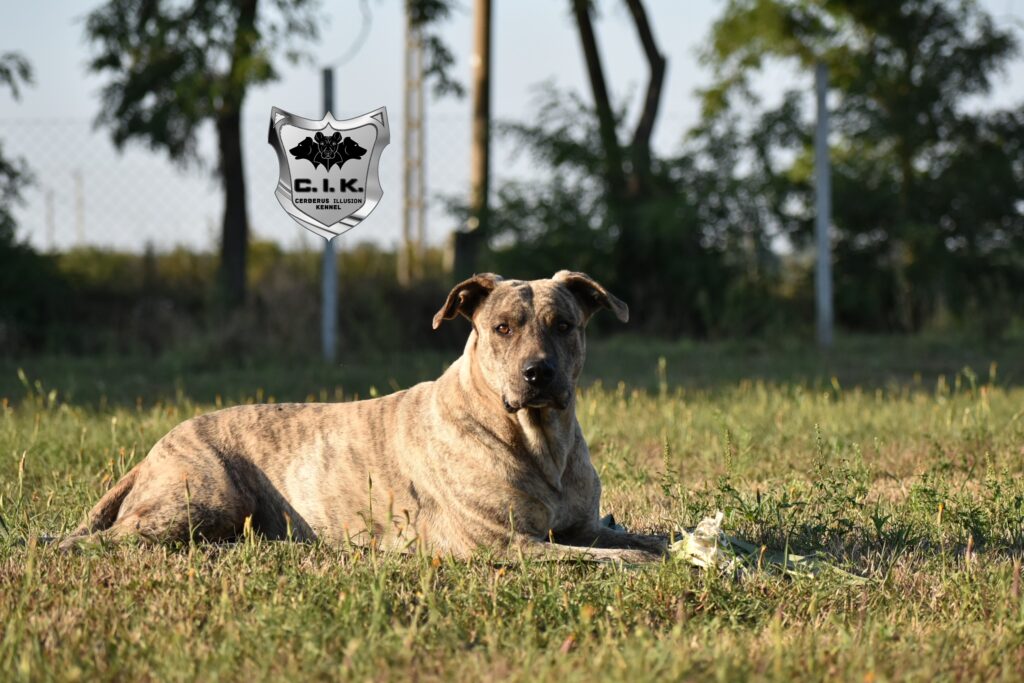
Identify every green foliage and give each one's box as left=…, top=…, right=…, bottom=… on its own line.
left=0, top=52, right=63, bottom=354
left=407, top=0, right=465, bottom=98
left=84, top=0, right=325, bottom=308
left=0, top=52, right=34, bottom=245
left=0, top=142, right=31, bottom=248
left=0, top=247, right=69, bottom=353
left=702, top=0, right=1024, bottom=333
left=0, top=52, right=32, bottom=100
left=461, top=0, right=1024, bottom=337
left=467, top=88, right=793, bottom=338
left=84, top=0, right=320, bottom=162
left=0, top=241, right=463, bottom=359
left=2, top=342, right=1024, bottom=680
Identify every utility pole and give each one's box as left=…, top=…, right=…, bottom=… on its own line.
left=814, top=61, right=834, bottom=349
left=450, top=0, right=491, bottom=278
left=322, top=66, right=338, bottom=363
left=73, top=169, right=85, bottom=245
left=45, top=188, right=55, bottom=252
left=401, top=6, right=427, bottom=285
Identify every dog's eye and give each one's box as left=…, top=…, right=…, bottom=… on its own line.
left=555, top=320, right=573, bottom=333
left=494, top=323, right=511, bottom=336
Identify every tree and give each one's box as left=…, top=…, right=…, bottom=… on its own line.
left=0, top=52, right=33, bottom=246
left=85, top=0, right=321, bottom=308
left=484, top=84, right=786, bottom=337
left=451, top=0, right=491, bottom=280
left=702, top=0, right=1023, bottom=332
left=570, top=0, right=665, bottom=204
left=1, top=52, right=71, bottom=353
left=407, top=0, right=465, bottom=99
left=569, top=0, right=684, bottom=322
left=477, top=0, right=783, bottom=335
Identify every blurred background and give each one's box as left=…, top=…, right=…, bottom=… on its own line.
left=1, top=0, right=1023, bottom=365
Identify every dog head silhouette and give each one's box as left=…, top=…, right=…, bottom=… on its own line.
left=314, top=131, right=343, bottom=160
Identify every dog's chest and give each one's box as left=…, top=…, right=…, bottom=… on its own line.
left=512, top=448, right=598, bottom=536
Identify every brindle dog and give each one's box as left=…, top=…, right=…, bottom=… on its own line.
left=61, top=271, right=667, bottom=562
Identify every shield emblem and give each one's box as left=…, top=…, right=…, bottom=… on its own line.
left=268, top=107, right=390, bottom=239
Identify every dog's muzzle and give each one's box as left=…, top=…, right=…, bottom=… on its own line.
left=503, top=388, right=571, bottom=413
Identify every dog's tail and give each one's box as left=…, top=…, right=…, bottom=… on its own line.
left=59, top=466, right=140, bottom=550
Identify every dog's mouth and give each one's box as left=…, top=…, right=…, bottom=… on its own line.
left=502, top=390, right=571, bottom=413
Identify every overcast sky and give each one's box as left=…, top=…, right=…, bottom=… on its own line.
left=1, top=0, right=1022, bottom=252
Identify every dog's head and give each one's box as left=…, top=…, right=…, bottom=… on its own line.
left=314, top=131, right=342, bottom=158
left=340, top=137, right=367, bottom=160
left=432, top=271, right=628, bottom=412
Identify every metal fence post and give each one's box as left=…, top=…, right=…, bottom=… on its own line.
left=322, top=66, right=338, bottom=363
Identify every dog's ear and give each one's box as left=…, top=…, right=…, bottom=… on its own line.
left=315, top=132, right=325, bottom=142
left=432, top=273, right=503, bottom=329
left=552, top=270, right=629, bottom=323
left=331, top=132, right=341, bottom=141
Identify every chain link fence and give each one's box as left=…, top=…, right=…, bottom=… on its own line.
left=0, top=111, right=500, bottom=254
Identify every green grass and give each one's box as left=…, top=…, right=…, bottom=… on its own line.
left=2, top=335, right=1024, bottom=681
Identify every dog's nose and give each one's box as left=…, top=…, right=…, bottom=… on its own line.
left=522, top=359, right=556, bottom=387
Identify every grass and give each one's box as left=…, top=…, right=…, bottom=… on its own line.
left=2, top=335, right=1024, bottom=681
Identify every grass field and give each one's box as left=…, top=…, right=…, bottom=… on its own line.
left=2, top=335, right=1024, bottom=681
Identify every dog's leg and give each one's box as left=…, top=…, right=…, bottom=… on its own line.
left=60, top=512, right=177, bottom=550
left=549, top=525, right=669, bottom=558
left=59, top=466, right=141, bottom=551
left=61, top=497, right=247, bottom=551
left=590, top=526, right=669, bottom=555
left=506, top=534, right=664, bottom=564
left=61, top=449, right=256, bottom=551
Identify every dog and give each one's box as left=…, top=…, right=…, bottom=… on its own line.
left=336, top=136, right=366, bottom=167
left=60, top=271, right=667, bottom=563
left=311, top=131, right=342, bottom=169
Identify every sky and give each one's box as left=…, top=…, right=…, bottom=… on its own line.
left=1, top=0, right=1022, bottom=253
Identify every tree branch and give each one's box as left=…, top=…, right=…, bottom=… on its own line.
left=624, top=0, right=666, bottom=168
left=571, top=0, right=624, bottom=191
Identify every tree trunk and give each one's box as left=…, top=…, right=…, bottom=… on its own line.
left=571, top=0, right=666, bottom=329
left=217, top=110, right=248, bottom=309
left=216, top=0, right=258, bottom=309
left=624, top=0, right=665, bottom=197
left=891, top=140, right=914, bottom=332
left=571, top=0, right=624, bottom=196
left=451, top=0, right=492, bottom=279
